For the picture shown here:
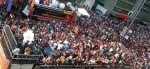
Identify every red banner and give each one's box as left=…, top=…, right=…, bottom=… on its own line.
left=117, top=14, right=128, bottom=20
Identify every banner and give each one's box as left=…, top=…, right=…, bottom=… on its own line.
left=6, top=0, right=13, bottom=12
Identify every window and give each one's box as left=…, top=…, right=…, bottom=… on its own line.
left=113, top=7, right=129, bottom=14
left=116, top=0, right=133, bottom=10
left=125, top=0, right=137, bottom=4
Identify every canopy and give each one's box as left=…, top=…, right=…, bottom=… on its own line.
left=77, top=8, right=90, bottom=18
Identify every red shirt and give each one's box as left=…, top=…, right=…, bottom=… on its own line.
left=97, top=43, right=102, bottom=49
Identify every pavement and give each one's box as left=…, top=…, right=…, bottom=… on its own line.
left=10, top=64, right=34, bottom=69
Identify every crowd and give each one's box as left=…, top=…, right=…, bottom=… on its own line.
left=2, top=10, right=150, bottom=68
left=128, top=24, right=150, bottom=69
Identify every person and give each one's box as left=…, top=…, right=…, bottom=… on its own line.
left=6, top=0, right=13, bottom=12
left=24, top=47, right=32, bottom=55
left=0, top=0, right=6, bottom=6
left=43, top=0, right=49, bottom=6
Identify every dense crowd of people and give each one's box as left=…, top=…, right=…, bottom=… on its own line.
left=128, top=23, right=150, bottom=69
left=2, top=10, right=150, bottom=68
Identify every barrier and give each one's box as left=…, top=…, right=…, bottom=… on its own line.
left=12, top=54, right=43, bottom=64
left=33, top=64, right=133, bottom=69
left=1, top=26, right=14, bottom=59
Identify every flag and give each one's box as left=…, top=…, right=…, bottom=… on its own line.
left=73, top=25, right=78, bottom=34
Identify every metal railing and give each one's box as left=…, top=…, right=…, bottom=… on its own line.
left=12, top=54, right=43, bottom=64
left=34, top=64, right=133, bottom=69
left=3, top=25, right=17, bottom=50
left=1, top=25, right=43, bottom=64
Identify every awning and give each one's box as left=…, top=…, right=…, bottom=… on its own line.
left=77, top=8, right=90, bottom=18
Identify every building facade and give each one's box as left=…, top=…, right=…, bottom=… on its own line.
left=75, top=0, right=95, bottom=10
left=113, top=0, right=137, bottom=15
left=71, top=0, right=149, bottom=23
left=137, top=0, right=150, bottom=23
left=91, top=0, right=149, bottom=23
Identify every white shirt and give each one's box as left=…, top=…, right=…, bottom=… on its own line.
left=63, top=40, right=69, bottom=44
left=116, top=47, right=120, bottom=52
left=114, top=54, right=119, bottom=58
left=13, top=48, right=20, bottom=55
left=109, top=48, right=113, bottom=52
left=57, top=43, right=63, bottom=50
left=125, top=35, right=129, bottom=40
left=49, top=0, right=58, bottom=7
left=90, top=59, right=96, bottom=64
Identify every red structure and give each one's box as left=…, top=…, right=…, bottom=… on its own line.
left=69, top=12, right=77, bottom=24
left=27, top=0, right=77, bottom=24
left=30, top=5, right=77, bottom=24
left=117, top=14, right=128, bottom=20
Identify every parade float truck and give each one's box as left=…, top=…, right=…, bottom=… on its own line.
left=22, top=0, right=77, bottom=24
